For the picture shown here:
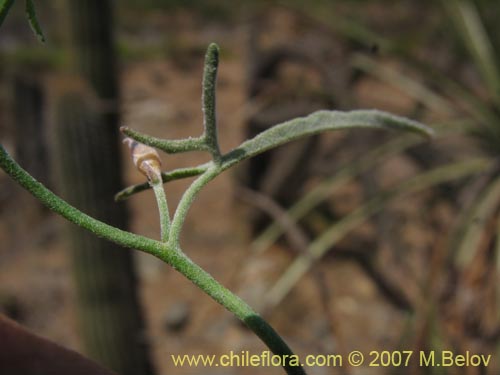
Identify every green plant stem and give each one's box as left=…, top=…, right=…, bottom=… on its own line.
left=158, top=249, right=306, bottom=375
left=0, top=143, right=306, bottom=375
left=168, top=167, right=220, bottom=248
left=127, top=110, right=433, bottom=246
left=25, top=0, right=45, bottom=42
left=120, top=126, right=208, bottom=154
left=120, top=109, right=434, bottom=201
left=202, top=43, right=221, bottom=161
left=124, top=111, right=433, bottom=167
left=152, top=180, right=170, bottom=242
left=115, top=164, right=209, bottom=201
left=220, top=109, right=433, bottom=170
left=0, top=42, right=437, bottom=375
left=0, top=144, right=163, bottom=256
left=0, top=0, right=15, bottom=27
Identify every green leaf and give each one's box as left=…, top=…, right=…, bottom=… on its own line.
left=0, top=0, right=15, bottom=27
left=25, top=0, right=45, bottom=42
left=221, top=109, right=434, bottom=171
left=121, top=109, right=434, bottom=201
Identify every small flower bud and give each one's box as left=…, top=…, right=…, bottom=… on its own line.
left=123, top=137, right=162, bottom=184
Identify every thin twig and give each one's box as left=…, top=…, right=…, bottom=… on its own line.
left=0, top=144, right=306, bottom=375
left=121, top=126, right=208, bottom=154
left=0, top=42, right=439, bottom=375
left=168, top=167, right=220, bottom=248
left=114, top=164, right=210, bottom=201
left=152, top=181, right=170, bottom=242
left=120, top=110, right=433, bottom=201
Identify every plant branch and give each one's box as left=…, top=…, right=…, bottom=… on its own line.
left=25, top=0, right=45, bottom=42
left=120, top=126, right=208, bottom=154
left=168, top=167, right=220, bottom=248
left=0, top=144, right=164, bottom=256
left=152, top=180, right=170, bottom=242
left=122, top=110, right=434, bottom=247
left=220, top=109, right=434, bottom=171
left=0, top=42, right=440, bottom=375
left=202, top=43, right=222, bottom=161
left=0, top=0, right=15, bottom=27
left=118, top=109, right=434, bottom=201
left=115, top=164, right=209, bottom=201
left=0, top=143, right=306, bottom=375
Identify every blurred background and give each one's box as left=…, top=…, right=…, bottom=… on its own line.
left=0, top=0, right=499, bottom=374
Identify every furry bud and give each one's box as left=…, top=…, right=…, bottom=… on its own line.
left=123, top=137, right=162, bottom=184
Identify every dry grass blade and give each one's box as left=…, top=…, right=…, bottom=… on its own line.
left=264, top=158, right=492, bottom=309
left=453, top=175, right=500, bottom=268
left=252, top=134, right=425, bottom=253
left=352, top=54, right=455, bottom=115
left=444, top=0, right=500, bottom=103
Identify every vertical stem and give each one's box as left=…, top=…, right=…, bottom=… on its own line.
left=202, top=43, right=221, bottom=161
left=168, top=168, right=219, bottom=248
left=151, top=180, right=170, bottom=242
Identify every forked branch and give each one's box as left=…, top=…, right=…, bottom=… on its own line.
left=0, top=43, right=435, bottom=375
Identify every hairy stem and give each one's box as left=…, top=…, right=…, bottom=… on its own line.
left=0, top=0, right=15, bottom=27
left=202, top=43, right=221, bottom=161
left=119, top=110, right=433, bottom=201
left=0, top=144, right=306, bottom=375
left=121, top=126, right=208, bottom=154
left=152, top=180, right=170, bottom=242
left=155, top=249, right=305, bottom=375
left=25, top=0, right=45, bottom=42
left=0, top=144, right=163, bottom=256
left=115, top=164, right=209, bottom=201
left=168, top=167, right=220, bottom=248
